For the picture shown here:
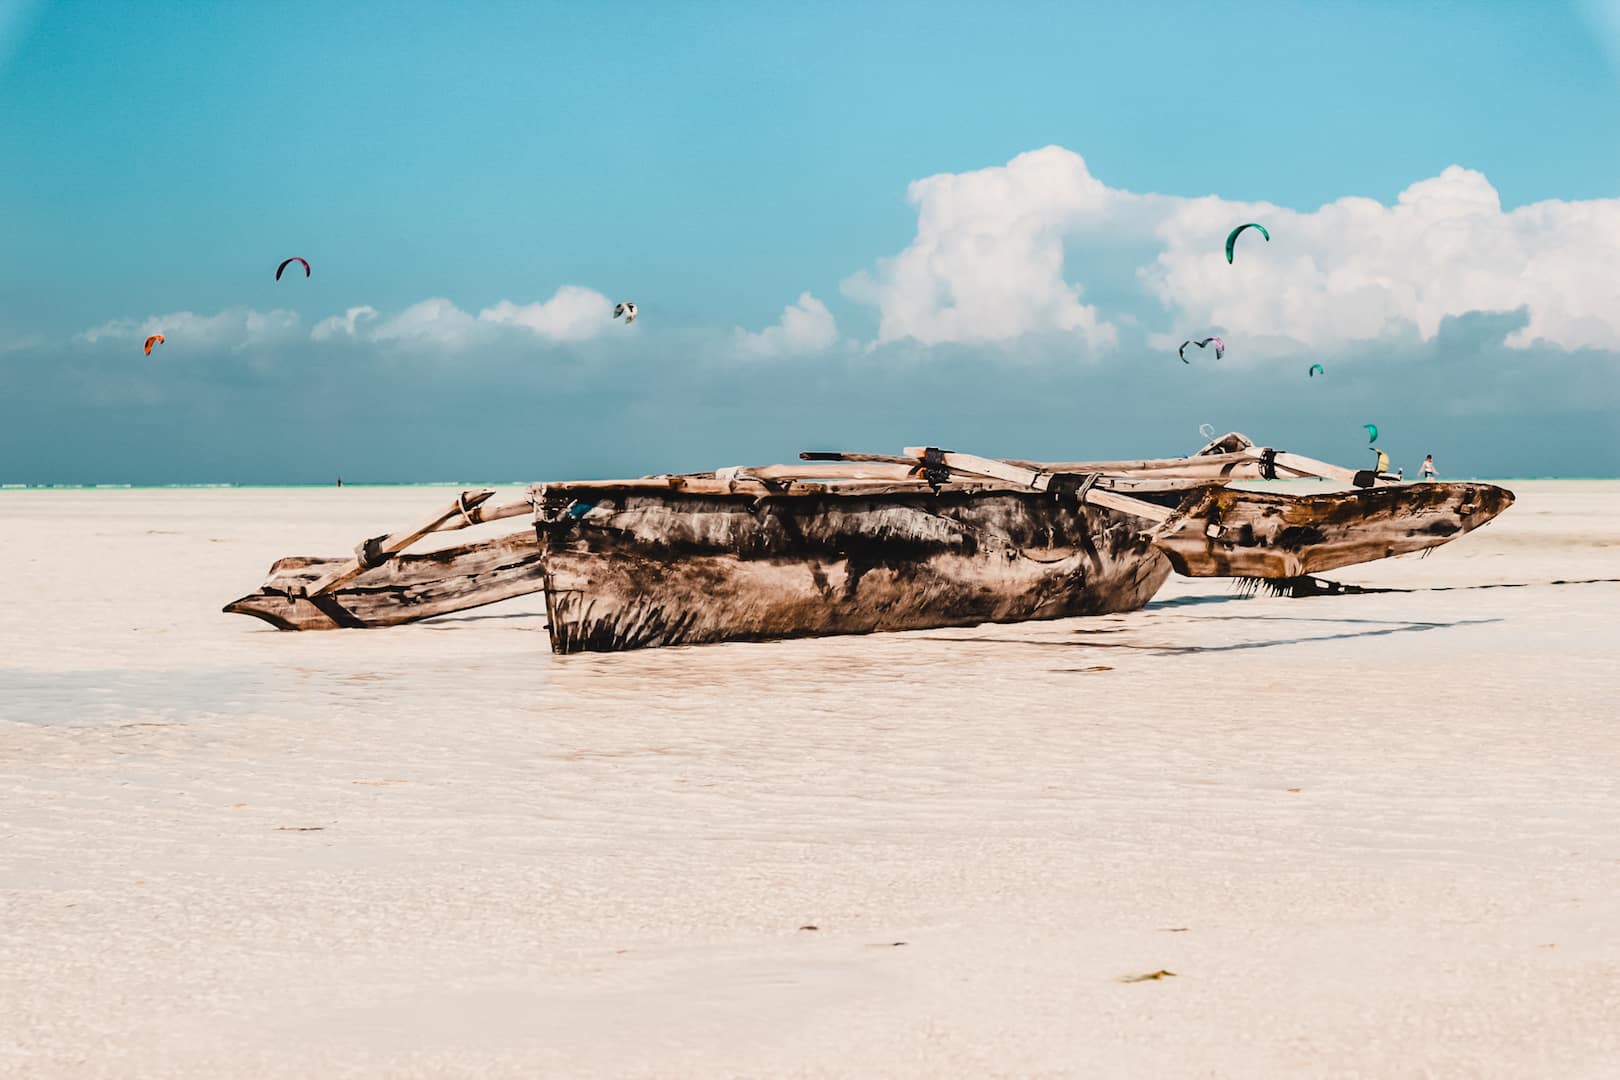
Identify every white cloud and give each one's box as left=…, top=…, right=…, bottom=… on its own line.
left=840, top=146, right=1127, bottom=351
left=844, top=145, right=1620, bottom=357
left=78, top=287, right=616, bottom=360
left=310, top=305, right=378, bottom=342
left=734, top=292, right=838, bottom=357
left=306, top=286, right=616, bottom=350
left=1141, top=165, right=1620, bottom=354
left=365, top=297, right=487, bottom=349
left=77, top=308, right=301, bottom=351
left=479, top=285, right=614, bottom=342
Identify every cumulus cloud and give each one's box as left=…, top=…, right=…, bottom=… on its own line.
left=365, top=297, right=487, bottom=349
left=734, top=292, right=838, bottom=357
left=479, top=285, right=614, bottom=342
left=841, top=147, right=1126, bottom=351
left=310, top=305, right=378, bottom=342
left=306, top=286, right=616, bottom=350
left=77, top=308, right=301, bottom=350
left=1141, top=165, right=1620, bottom=354
left=844, top=145, right=1620, bottom=358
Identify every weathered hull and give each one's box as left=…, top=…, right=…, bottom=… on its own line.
left=224, top=531, right=547, bottom=631
left=536, top=489, right=1171, bottom=653
left=223, top=474, right=1516, bottom=654
left=1153, top=482, right=1515, bottom=579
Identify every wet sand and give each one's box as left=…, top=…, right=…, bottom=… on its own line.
left=3, top=482, right=1618, bottom=1078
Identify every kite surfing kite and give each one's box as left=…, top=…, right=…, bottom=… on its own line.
left=1178, top=336, right=1225, bottom=363
left=1371, top=448, right=1391, bottom=474
left=275, top=257, right=311, bottom=281
left=1364, top=423, right=1379, bottom=444
left=1308, top=363, right=1324, bottom=377
left=1224, top=223, right=1269, bottom=264
left=613, top=301, right=638, bottom=325
left=143, top=334, right=165, bottom=356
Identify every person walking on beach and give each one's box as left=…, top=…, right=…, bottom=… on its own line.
left=1421, top=454, right=1437, bottom=480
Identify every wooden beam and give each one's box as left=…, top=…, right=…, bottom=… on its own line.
left=897, top=448, right=1174, bottom=523
left=1005, top=451, right=1257, bottom=474
left=305, top=489, right=496, bottom=598
left=741, top=462, right=920, bottom=482
left=799, top=451, right=922, bottom=466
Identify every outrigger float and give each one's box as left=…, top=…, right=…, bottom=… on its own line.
left=225, top=433, right=1514, bottom=654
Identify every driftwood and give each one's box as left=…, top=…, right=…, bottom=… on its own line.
left=224, top=432, right=1517, bottom=653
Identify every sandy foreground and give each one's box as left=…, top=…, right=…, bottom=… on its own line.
left=1, top=481, right=1617, bottom=1078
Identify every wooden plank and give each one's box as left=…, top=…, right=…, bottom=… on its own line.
left=799, top=451, right=922, bottom=466
left=1005, top=451, right=1258, bottom=474
left=1085, top=488, right=1175, bottom=524
left=1266, top=450, right=1374, bottom=486
left=456, top=497, right=532, bottom=526
left=897, top=448, right=1175, bottom=523
left=741, top=462, right=920, bottom=482
left=538, top=476, right=1002, bottom=499
left=901, top=448, right=1046, bottom=487
left=305, top=489, right=496, bottom=597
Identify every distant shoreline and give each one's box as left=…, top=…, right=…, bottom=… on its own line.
left=5, top=477, right=1618, bottom=490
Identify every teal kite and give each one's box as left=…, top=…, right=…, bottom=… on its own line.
left=1308, top=363, right=1324, bottom=377
left=1224, top=223, right=1270, bottom=264
left=1364, top=423, right=1378, bottom=444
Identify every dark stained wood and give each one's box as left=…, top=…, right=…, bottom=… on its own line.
left=534, top=486, right=1171, bottom=654
left=222, top=435, right=1518, bottom=653
left=1151, top=482, right=1516, bottom=578
left=305, top=489, right=498, bottom=597
left=224, top=531, right=546, bottom=631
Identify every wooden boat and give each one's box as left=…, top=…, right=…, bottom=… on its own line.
left=225, top=434, right=1515, bottom=653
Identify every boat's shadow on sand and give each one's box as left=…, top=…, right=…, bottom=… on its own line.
left=922, top=614, right=1503, bottom=656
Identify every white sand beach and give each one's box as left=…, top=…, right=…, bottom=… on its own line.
left=2, top=481, right=1618, bottom=1078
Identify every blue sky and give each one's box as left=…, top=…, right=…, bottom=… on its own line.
left=2, top=0, right=1618, bottom=482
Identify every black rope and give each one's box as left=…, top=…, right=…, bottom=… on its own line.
left=921, top=447, right=950, bottom=492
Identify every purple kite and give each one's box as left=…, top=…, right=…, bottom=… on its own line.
left=275, top=257, right=311, bottom=281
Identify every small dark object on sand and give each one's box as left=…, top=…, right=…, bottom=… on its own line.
left=1160, top=927, right=1190, bottom=933
left=799, top=925, right=818, bottom=931
left=1120, top=969, right=1177, bottom=982
left=275, top=826, right=324, bottom=832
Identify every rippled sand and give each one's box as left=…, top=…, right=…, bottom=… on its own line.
left=3, top=482, right=1618, bottom=1078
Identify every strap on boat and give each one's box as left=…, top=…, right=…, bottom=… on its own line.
left=1045, top=472, right=1099, bottom=507
left=456, top=490, right=479, bottom=527
left=1258, top=449, right=1278, bottom=481
left=920, top=447, right=951, bottom=492
left=303, top=592, right=367, bottom=629
left=355, top=535, right=388, bottom=570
